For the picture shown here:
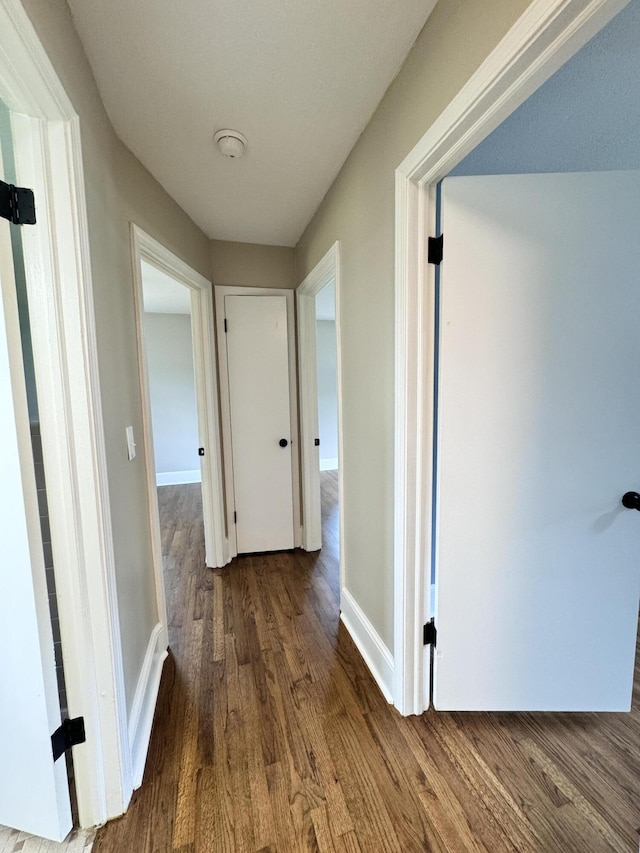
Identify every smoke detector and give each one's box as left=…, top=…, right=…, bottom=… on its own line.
left=214, top=129, right=247, bottom=159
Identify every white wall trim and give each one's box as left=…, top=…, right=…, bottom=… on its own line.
left=296, top=243, right=345, bottom=599
left=393, top=0, right=629, bottom=716
left=131, top=225, right=226, bottom=579
left=0, top=0, right=133, bottom=826
left=319, top=458, right=339, bottom=472
left=127, top=624, right=168, bottom=790
left=341, top=589, right=394, bottom=703
left=214, top=285, right=301, bottom=560
left=156, top=470, right=202, bottom=486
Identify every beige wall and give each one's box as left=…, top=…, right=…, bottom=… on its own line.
left=211, top=239, right=296, bottom=289
left=21, top=0, right=212, bottom=713
left=296, top=0, right=532, bottom=650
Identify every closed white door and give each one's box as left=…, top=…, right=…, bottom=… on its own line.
left=434, top=171, right=640, bottom=711
left=225, top=294, right=294, bottom=552
left=0, top=208, right=72, bottom=837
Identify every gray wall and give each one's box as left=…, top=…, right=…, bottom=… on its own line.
left=296, top=0, right=532, bottom=650
left=211, top=239, right=296, bottom=288
left=145, top=313, right=200, bottom=482
left=316, top=320, right=338, bottom=467
left=22, top=0, right=212, bottom=714
left=452, top=0, right=640, bottom=176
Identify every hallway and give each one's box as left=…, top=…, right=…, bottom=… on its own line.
left=93, top=475, right=640, bottom=852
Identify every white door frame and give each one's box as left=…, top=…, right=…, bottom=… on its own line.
left=131, top=224, right=226, bottom=582
left=296, top=244, right=345, bottom=583
left=393, top=0, right=630, bottom=716
left=215, top=285, right=301, bottom=560
left=0, top=0, right=132, bottom=826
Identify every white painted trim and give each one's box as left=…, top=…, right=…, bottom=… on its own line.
left=215, top=285, right=301, bottom=559
left=296, top=242, right=346, bottom=597
left=340, top=589, right=394, bottom=704
left=0, top=0, right=132, bottom=825
left=393, top=0, right=629, bottom=716
left=319, top=458, right=339, bottom=472
left=131, top=225, right=226, bottom=583
left=156, top=470, right=202, bottom=486
left=127, top=624, right=168, bottom=790
left=296, top=294, right=321, bottom=550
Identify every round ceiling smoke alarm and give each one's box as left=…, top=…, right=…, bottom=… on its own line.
left=214, top=129, right=247, bottom=159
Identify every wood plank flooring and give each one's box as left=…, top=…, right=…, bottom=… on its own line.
left=93, top=472, right=640, bottom=852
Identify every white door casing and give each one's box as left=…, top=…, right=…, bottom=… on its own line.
left=434, top=170, right=640, bottom=712
left=296, top=290, right=322, bottom=552
left=224, top=294, right=294, bottom=553
left=0, top=184, right=72, bottom=840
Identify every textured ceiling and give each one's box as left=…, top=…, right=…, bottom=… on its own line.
left=66, top=0, right=435, bottom=246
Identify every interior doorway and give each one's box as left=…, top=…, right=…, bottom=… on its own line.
left=141, top=262, right=208, bottom=637
left=0, top=96, right=74, bottom=842
left=297, top=242, right=345, bottom=598
left=129, top=227, right=225, bottom=786
left=130, top=225, right=225, bottom=575
left=394, top=0, right=638, bottom=715
left=0, top=0, right=132, bottom=833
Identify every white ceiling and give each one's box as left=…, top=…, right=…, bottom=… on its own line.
left=66, top=0, right=436, bottom=247
left=142, top=261, right=192, bottom=314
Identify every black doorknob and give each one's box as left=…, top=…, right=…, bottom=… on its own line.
left=622, top=491, right=640, bottom=510
left=279, top=438, right=288, bottom=448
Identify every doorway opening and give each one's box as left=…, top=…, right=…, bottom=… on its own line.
left=130, top=226, right=225, bottom=783
left=0, top=93, right=77, bottom=840
left=0, top=1, right=132, bottom=836
left=141, top=260, right=206, bottom=636
left=394, top=0, right=637, bottom=715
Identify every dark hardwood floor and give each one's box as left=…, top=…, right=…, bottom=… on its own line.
left=93, top=471, right=640, bottom=852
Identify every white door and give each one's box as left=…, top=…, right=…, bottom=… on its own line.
left=225, top=294, right=294, bottom=553
left=0, top=208, right=73, bottom=837
left=434, top=171, right=640, bottom=711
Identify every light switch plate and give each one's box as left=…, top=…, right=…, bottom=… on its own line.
left=126, top=425, right=136, bottom=460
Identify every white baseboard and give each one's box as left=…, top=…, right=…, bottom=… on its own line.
left=156, top=469, right=201, bottom=486
left=320, top=457, right=339, bottom=471
left=128, top=623, right=168, bottom=789
left=340, top=588, right=394, bottom=703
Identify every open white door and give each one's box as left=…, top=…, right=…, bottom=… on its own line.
left=434, top=171, right=640, bottom=711
left=0, top=210, right=72, bottom=838
left=225, top=294, right=295, bottom=553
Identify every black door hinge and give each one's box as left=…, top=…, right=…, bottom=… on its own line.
left=428, top=234, right=443, bottom=265
left=51, top=716, right=86, bottom=762
left=233, top=511, right=237, bottom=524
left=198, top=447, right=205, bottom=456
left=224, top=318, right=228, bottom=333
left=0, top=179, right=36, bottom=225
left=314, top=438, right=320, bottom=446
left=423, top=618, right=437, bottom=647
